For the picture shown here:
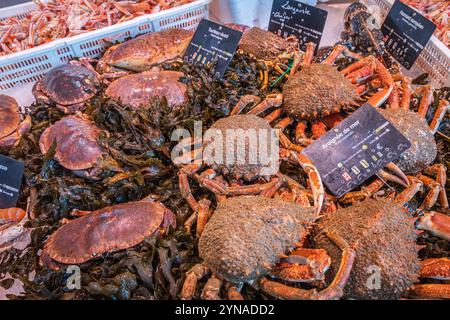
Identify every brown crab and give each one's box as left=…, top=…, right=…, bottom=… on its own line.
left=0, top=94, right=31, bottom=149
left=180, top=195, right=354, bottom=300
left=32, top=61, right=101, bottom=114
left=105, top=70, right=188, bottom=109
left=39, top=113, right=121, bottom=179
left=97, top=28, right=193, bottom=76
left=39, top=195, right=176, bottom=270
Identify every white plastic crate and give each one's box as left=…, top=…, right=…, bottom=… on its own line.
left=361, top=0, right=450, bottom=87
left=0, top=0, right=210, bottom=91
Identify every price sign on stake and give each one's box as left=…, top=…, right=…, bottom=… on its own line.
left=302, top=104, right=411, bottom=198
left=381, top=0, right=436, bottom=69
left=0, top=154, right=24, bottom=209
left=268, top=0, right=328, bottom=52
left=183, top=19, right=243, bottom=78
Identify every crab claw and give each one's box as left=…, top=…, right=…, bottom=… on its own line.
left=416, top=211, right=450, bottom=241
left=420, top=258, right=450, bottom=280
left=377, top=162, right=409, bottom=187
left=272, top=248, right=331, bottom=283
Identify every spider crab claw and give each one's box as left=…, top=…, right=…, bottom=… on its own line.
left=378, top=162, right=409, bottom=187
left=416, top=211, right=450, bottom=242
left=271, top=248, right=331, bottom=283
left=280, top=148, right=324, bottom=214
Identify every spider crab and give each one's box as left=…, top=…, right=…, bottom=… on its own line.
left=340, top=83, right=449, bottom=209
left=39, top=113, right=121, bottom=179
left=32, top=61, right=101, bottom=114
left=175, top=96, right=325, bottom=237
left=180, top=195, right=355, bottom=300
left=0, top=94, right=31, bottom=149
left=237, top=27, right=302, bottom=88
left=105, top=70, right=188, bottom=109
left=314, top=177, right=450, bottom=299
left=39, top=195, right=176, bottom=270
left=97, top=28, right=193, bottom=76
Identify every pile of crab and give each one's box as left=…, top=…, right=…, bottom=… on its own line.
left=0, top=16, right=449, bottom=300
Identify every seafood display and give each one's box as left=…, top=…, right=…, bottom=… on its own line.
left=401, top=0, right=449, bottom=46
left=0, top=1, right=449, bottom=302
left=0, top=0, right=195, bottom=56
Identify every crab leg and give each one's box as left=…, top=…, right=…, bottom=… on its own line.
left=179, top=163, right=203, bottom=212
left=425, top=164, right=448, bottom=209
left=419, top=258, right=450, bottom=280
left=429, top=99, right=449, bottom=134
left=259, top=232, right=355, bottom=300
left=301, top=42, right=315, bottom=68
left=279, top=148, right=324, bottom=214
left=417, top=85, right=434, bottom=117
left=264, top=108, right=283, bottom=124
left=394, top=176, right=423, bottom=205
left=230, top=95, right=261, bottom=115
left=339, top=178, right=385, bottom=204
left=0, top=207, right=26, bottom=224
left=416, top=211, right=450, bottom=241
left=321, top=44, right=362, bottom=65
left=294, top=121, right=314, bottom=146
left=196, top=198, right=211, bottom=238
left=408, top=284, right=450, bottom=299
left=180, top=264, right=210, bottom=300
left=272, top=248, right=331, bottom=283
left=417, top=174, right=441, bottom=210
left=246, top=94, right=283, bottom=116
left=201, top=275, right=222, bottom=300
left=227, top=285, right=244, bottom=300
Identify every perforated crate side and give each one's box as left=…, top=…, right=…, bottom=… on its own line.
left=153, top=4, right=209, bottom=31
left=0, top=45, right=63, bottom=91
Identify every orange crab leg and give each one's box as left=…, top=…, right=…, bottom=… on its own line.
left=418, top=174, right=441, bottom=210
left=339, top=178, right=385, bottom=204
left=417, top=85, right=434, bottom=118
left=409, top=284, right=450, bottom=299
left=247, top=94, right=283, bottom=116
left=272, top=248, right=331, bottom=283
left=425, top=164, right=448, bottom=209
left=394, top=176, right=423, bottom=205
left=301, top=42, right=315, bottom=68
left=0, top=207, right=26, bottom=223
left=388, top=83, right=400, bottom=109
left=274, top=117, right=294, bottom=130
left=280, top=148, right=324, bottom=214
left=311, top=121, right=328, bottom=139
left=230, top=95, right=261, bottom=115
left=180, top=264, right=210, bottom=300
left=398, top=76, right=411, bottom=110
left=260, top=232, right=355, bottom=300
left=429, top=99, right=449, bottom=134
left=322, top=44, right=362, bottom=66
left=416, top=211, right=450, bottom=241
left=196, top=198, right=211, bottom=238
left=420, top=258, right=450, bottom=280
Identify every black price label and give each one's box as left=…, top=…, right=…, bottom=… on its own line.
left=302, top=104, right=411, bottom=197
left=381, top=0, right=436, bottom=69
left=268, top=0, right=328, bottom=52
left=183, top=19, right=243, bottom=78
left=0, top=154, right=24, bottom=209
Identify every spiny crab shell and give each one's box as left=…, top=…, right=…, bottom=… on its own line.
left=40, top=196, right=176, bottom=267
left=39, top=114, right=102, bottom=172
left=32, top=63, right=100, bottom=114
left=283, top=63, right=359, bottom=120
left=239, top=27, right=298, bottom=60
left=105, top=70, right=188, bottom=109
left=313, top=198, right=420, bottom=300
left=199, top=195, right=317, bottom=283
left=203, top=114, right=275, bottom=181
left=379, top=108, right=437, bottom=174
left=0, top=94, right=31, bottom=149
left=98, top=28, right=193, bottom=73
